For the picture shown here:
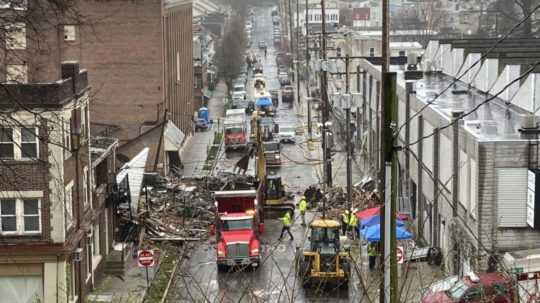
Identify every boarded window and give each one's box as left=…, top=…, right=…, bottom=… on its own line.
left=5, top=23, right=26, bottom=49
left=6, top=64, right=27, bottom=83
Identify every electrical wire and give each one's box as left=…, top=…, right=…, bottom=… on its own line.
left=394, top=2, right=540, bottom=139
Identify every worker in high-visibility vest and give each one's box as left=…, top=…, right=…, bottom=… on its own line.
left=368, top=243, right=377, bottom=270
left=298, top=196, right=307, bottom=226
left=341, top=210, right=349, bottom=235
left=278, top=212, right=294, bottom=241
left=348, top=211, right=358, bottom=240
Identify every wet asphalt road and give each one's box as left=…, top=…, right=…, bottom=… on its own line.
left=167, top=4, right=363, bottom=302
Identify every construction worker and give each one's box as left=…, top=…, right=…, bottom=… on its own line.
left=298, top=196, right=307, bottom=226
left=278, top=211, right=294, bottom=241
left=348, top=211, right=358, bottom=240
left=368, top=243, right=377, bottom=270
left=341, top=210, right=349, bottom=235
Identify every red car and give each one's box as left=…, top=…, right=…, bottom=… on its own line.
left=421, top=272, right=515, bottom=303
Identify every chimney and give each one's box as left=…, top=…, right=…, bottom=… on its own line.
left=61, top=61, right=80, bottom=94
left=61, top=61, right=80, bottom=80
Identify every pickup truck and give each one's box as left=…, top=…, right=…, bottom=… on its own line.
left=215, top=190, right=263, bottom=271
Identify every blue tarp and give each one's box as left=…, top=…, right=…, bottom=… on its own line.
left=256, top=97, right=272, bottom=107
left=360, top=224, right=412, bottom=242
left=360, top=215, right=405, bottom=228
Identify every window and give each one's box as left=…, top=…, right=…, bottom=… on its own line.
left=83, top=166, right=89, bottom=207
left=6, top=64, right=27, bottom=83
left=20, top=127, right=37, bottom=159
left=65, top=182, right=74, bottom=229
left=399, top=50, right=406, bottom=56
left=93, top=224, right=100, bottom=256
left=80, top=107, right=86, bottom=138
left=0, top=0, right=27, bottom=10
left=23, top=199, right=39, bottom=232
left=0, top=199, right=16, bottom=233
left=64, top=25, right=76, bottom=41
left=0, top=128, right=14, bottom=159
left=0, top=126, right=38, bottom=160
left=64, top=120, right=72, bottom=159
left=369, top=48, right=375, bottom=57
left=5, top=23, right=26, bottom=49
left=0, top=198, right=41, bottom=234
left=176, top=52, right=180, bottom=82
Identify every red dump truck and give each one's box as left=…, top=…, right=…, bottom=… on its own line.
left=214, top=190, right=263, bottom=271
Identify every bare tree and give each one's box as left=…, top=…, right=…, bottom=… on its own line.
left=391, top=0, right=449, bottom=45
left=491, top=0, right=540, bottom=36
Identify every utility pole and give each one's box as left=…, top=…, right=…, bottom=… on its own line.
left=320, top=0, right=332, bottom=188
left=379, top=0, right=396, bottom=302
left=288, top=0, right=293, bottom=54
left=296, top=0, right=300, bottom=106
left=305, top=0, right=312, bottom=140
left=345, top=54, right=353, bottom=228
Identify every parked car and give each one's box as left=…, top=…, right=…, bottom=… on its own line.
left=279, top=72, right=291, bottom=86
left=195, top=118, right=209, bottom=131
left=281, top=85, right=294, bottom=103
left=279, top=124, right=296, bottom=143
left=421, top=272, right=515, bottom=303
left=258, top=41, right=267, bottom=49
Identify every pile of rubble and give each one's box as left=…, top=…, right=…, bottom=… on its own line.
left=308, top=184, right=381, bottom=219
left=136, top=181, right=216, bottom=243
left=132, top=173, right=262, bottom=244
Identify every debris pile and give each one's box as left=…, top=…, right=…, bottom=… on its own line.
left=137, top=182, right=216, bottom=243
left=307, top=183, right=381, bottom=219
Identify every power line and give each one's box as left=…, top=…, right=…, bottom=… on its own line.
left=394, top=3, right=540, bottom=139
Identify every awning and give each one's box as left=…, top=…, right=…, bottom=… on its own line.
left=164, top=121, right=185, bottom=151
left=116, top=147, right=149, bottom=214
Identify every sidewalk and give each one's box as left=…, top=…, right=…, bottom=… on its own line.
left=86, top=82, right=228, bottom=303
left=182, top=81, right=227, bottom=177
left=87, top=253, right=154, bottom=303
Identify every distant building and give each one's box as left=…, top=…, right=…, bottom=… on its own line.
left=61, top=0, right=194, bottom=175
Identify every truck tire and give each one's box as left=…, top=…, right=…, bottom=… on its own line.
left=217, top=264, right=228, bottom=273
left=340, top=259, right=351, bottom=289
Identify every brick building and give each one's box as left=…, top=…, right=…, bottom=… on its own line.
left=0, top=62, right=115, bottom=303
left=59, top=0, right=194, bottom=174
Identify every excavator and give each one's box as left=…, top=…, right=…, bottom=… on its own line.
left=251, top=110, right=295, bottom=218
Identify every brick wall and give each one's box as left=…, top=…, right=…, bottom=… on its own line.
left=0, top=119, right=51, bottom=242
left=164, top=3, right=195, bottom=135
left=61, top=0, right=164, bottom=142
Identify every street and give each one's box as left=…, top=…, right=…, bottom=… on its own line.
left=166, top=4, right=364, bottom=302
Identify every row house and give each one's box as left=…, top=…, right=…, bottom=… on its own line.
left=0, top=62, right=118, bottom=303
left=357, top=38, right=540, bottom=276
left=0, top=2, right=120, bottom=301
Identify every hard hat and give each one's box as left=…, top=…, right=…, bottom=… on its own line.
left=344, top=210, right=349, bottom=214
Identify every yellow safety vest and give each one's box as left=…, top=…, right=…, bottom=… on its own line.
left=299, top=199, right=307, bottom=213
left=348, top=214, right=358, bottom=227
left=341, top=213, right=349, bottom=224
left=281, top=213, right=291, bottom=227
